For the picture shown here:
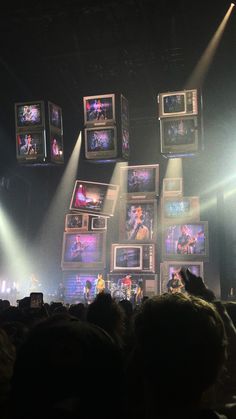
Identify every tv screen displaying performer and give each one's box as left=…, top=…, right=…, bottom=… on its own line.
left=164, top=224, right=207, bottom=256
left=125, top=203, right=154, bottom=241
left=166, top=272, right=184, bottom=294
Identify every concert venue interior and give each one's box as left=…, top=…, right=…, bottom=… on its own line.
left=0, top=0, right=236, bottom=304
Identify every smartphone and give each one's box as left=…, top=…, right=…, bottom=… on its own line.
left=30, top=292, right=44, bottom=309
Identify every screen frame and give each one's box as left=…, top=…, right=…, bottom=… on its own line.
left=161, top=196, right=200, bottom=223
left=61, top=231, right=106, bottom=271
left=111, top=244, right=143, bottom=272
left=158, top=89, right=198, bottom=118
left=120, top=164, right=160, bottom=199
left=160, top=115, right=199, bottom=154
left=162, top=221, right=209, bottom=260
left=90, top=216, right=107, bottom=231
left=84, top=126, right=117, bottom=160
left=83, top=93, right=116, bottom=126
left=16, top=129, right=47, bottom=163
left=162, top=178, right=183, bottom=197
left=48, top=101, right=63, bottom=132
left=65, top=213, right=89, bottom=232
left=69, top=180, right=119, bottom=217
left=160, top=261, right=204, bottom=294
left=119, top=199, right=157, bottom=243
left=62, top=271, right=105, bottom=303
left=15, top=100, right=45, bottom=131
left=110, top=243, right=156, bottom=273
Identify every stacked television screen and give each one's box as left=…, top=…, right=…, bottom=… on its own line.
left=158, top=89, right=203, bottom=158
left=83, top=93, right=130, bottom=161
left=160, top=176, right=209, bottom=293
left=15, top=101, right=64, bottom=164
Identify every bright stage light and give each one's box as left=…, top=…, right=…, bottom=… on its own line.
left=164, top=158, right=183, bottom=180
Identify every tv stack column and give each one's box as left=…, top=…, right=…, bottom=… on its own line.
left=108, top=164, right=160, bottom=304
left=157, top=89, right=209, bottom=293
left=15, top=100, right=64, bottom=165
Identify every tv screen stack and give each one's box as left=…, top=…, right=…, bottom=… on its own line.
left=83, top=93, right=130, bottom=161
left=157, top=89, right=204, bottom=158
left=15, top=100, right=64, bottom=164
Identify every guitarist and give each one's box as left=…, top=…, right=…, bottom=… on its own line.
left=167, top=272, right=184, bottom=294
left=71, top=235, right=88, bottom=261
left=177, top=225, right=197, bottom=255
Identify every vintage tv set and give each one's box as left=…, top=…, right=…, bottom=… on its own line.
left=84, top=126, right=117, bottom=159
left=110, top=243, right=155, bottom=272
left=16, top=130, right=46, bottom=163
left=49, top=130, right=64, bottom=164
left=61, top=231, right=106, bottom=270
left=65, top=213, right=89, bottom=232
left=158, top=89, right=198, bottom=118
left=119, top=199, right=157, bottom=242
left=120, top=164, right=159, bottom=199
left=162, top=222, right=209, bottom=260
left=70, top=180, right=119, bottom=217
left=48, top=101, right=63, bottom=131
left=160, top=261, right=204, bottom=294
left=160, top=116, right=199, bottom=155
left=107, top=273, right=158, bottom=301
left=15, top=101, right=45, bottom=130
left=83, top=94, right=115, bottom=126
left=90, top=216, right=107, bottom=231
left=63, top=271, right=104, bottom=303
left=162, top=178, right=183, bottom=197
left=161, top=196, right=200, bottom=223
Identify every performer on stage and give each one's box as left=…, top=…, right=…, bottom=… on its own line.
left=84, top=279, right=92, bottom=302
left=95, top=273, right=105, bottom=295
left=120, top=274, right=132, bottom=300
left=29, top=273, right=40, bottom=293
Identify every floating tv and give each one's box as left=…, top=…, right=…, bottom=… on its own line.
left=162, top=178, right=183, bottom=197
left=160, top=116, right=199, bottom=155
left=161, top=196, right=200, bottom=223
left=120, top=164, right=159, bottom=199
left=160, top=261, right=204, bottom=294
left=84, top=126, right=117, bottom=159
left=15, top=101, right=45, bottom=130
left=83, top=94, right=115, bottom=126
left=158, top=89, right=198, bottom=118
left=70, top=180, right=119, bottom=217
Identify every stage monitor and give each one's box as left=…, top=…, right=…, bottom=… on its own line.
left=161, top=196, right=200, bottom=223
left=84, top=126, right=117, bottom=160
left=110, top=243, right=155, bottom=273
left=160, top=116, right=199, bottom=155
left=120, top=164, right=159, bottom=199
left=61, top=232, right=106, bottom=271
left=160, top=261, right=204, bottom=294
left=119, top=200, right=157, bottom=242
left=162, top=222, right=209, bottom=260
left=83, top=94, right=115, bottom=126
left=70, top=180, right=119, bottom=217
left=48, top=101, right=63, bottom=131
left=162, top=178, right=183, bottom=197
left=15, top=101, right=45, bottom=130
left=16, top=130, right=46, bottom=163
left=158, top=89, right=198, bottom=118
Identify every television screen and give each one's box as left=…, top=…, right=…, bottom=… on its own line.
left=160, top=261, right=204, bottom=294
left=15, top=101, right=44, bottom=129
left=61, top=232, right=106, bottom=270
left=16, top=130, right=46, bottom=162
left=70, top=180, right=119, bottom=217
left=162, top=178, right=183, bottom=196
left=162, top=196, right=200, bottom=222
left=90, top=216, right=107, bottom=231
left=120, top=164, right=159, bottom=199
left=65, top=213, right=89, bottom=231
left=160, top=116, right=199, bottom=154
left=158, top=89, right=198, bottom=118
left=83, top=94, right=115, bottom=126
left=85, top=127, right=117, bottom=159
left=119, top=200, right=157, bottom=242
left=50, top=131, right=64, bottom=163
left=107, top=273, right=157, bottom=302
left=48, top=102, right=63, bottom=130
left=163, top=222, right=209, bottom=259
left=63, top=271, right=101, bottom=303
left=111, top=243, right=155, bottom=272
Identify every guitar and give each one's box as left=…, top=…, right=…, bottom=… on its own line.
left=71, top=243, right=89, bottom=259
left=176, top=231, right=204, bottom=255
